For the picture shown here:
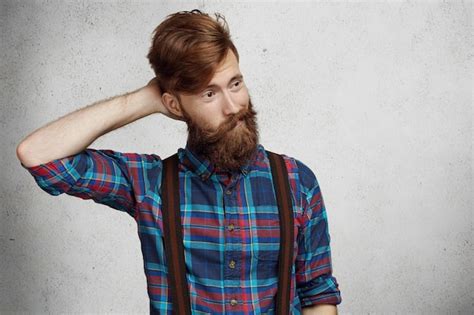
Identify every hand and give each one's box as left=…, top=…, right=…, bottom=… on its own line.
left=145, top=78, right=185, bottom=122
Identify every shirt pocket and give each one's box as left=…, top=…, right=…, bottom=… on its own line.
left=254, top=216, right=280, bottom=279
left=254, top=215, right=301, bottom=262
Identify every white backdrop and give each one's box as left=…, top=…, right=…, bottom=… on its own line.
left=1, top=1, right=472, bottom=314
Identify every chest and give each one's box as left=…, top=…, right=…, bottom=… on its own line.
left=144, top=171, right=303, bottom=261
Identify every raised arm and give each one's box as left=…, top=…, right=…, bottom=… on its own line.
left=16, top=78, right=182, bottom=167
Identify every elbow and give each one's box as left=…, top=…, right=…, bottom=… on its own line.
left=16, top=141, right=40, bottom=168
left=16, top=141, right=28, bottom=162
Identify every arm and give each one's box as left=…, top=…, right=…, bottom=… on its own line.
left=294, top=160, right=342, bottom=307
left=16, top=78, right=179, bottom=167
left=16, top=78, right=180, bottom=217
left=302, top=304, right=338, bottom=315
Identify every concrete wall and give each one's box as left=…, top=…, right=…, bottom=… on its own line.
left=1, top=1, right=472, bottom=313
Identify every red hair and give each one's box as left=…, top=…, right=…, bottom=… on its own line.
left=147, top=9, right=239, bottom=96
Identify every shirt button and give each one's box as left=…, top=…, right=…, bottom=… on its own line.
left=230, top=299, right=238, bottom=306
left=229, top=260, right=235, bottom=268
left=225, top=189, right=232, bottom=195
left=228, top=224, right=234, bottom=231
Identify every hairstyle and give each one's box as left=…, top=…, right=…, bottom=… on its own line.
left=147, top=9, right=239, bottom=97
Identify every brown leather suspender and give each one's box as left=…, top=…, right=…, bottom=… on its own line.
left=161, top=153, right=191, bottom=315
left=267, top=150, right=294, bottom=314
left=161, top=150, right=293, bottom=314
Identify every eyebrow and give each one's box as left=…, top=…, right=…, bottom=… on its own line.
left=204, top=74, right=243, bottom=90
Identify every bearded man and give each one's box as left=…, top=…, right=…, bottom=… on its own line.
left=17, top=9, right=341, bottom=315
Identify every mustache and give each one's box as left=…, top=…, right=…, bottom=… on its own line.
left=197, top=104, right=256, bottom=144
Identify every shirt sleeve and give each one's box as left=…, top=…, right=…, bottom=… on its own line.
left=294, top=159, right=342, bottom=307
left=20, top=148, right=160, bottom=219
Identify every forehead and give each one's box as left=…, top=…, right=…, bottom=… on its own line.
left=216, top=50, right=239, bottom=72
left=178, top=50, right=242, bottom=100
left=207, top=50, right=241, bottom=84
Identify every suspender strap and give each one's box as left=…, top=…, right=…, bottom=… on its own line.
left=267, top=150, right=294, bottom=315
left=161, top=151, right=293, bottom=314
left=161, top=153, right=191, bottom=315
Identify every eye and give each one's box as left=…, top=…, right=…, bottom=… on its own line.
left=203, top=90, right=215, bottom=98
left=232, top=80, right=243, bottom=89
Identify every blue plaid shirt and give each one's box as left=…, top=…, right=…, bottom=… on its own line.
left=21, top=143, right=342, bottom=314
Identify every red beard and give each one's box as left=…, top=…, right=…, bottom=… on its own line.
left=183, top=97, right=260, bottom=172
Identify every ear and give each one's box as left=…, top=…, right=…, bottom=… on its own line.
left=161, top=92, right=185, bottom=119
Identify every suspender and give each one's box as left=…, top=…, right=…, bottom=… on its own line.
left=161, top=153, right=191, bottom=314
left=161, top=150, right=293, bottom=314
left=267, top=150, right=294, bottom=314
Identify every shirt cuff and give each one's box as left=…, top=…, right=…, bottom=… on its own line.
left=20, top=154, right=85, bottom=196
left=298, top=275, right=342, bottom=307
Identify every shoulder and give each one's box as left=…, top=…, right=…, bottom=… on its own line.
left=82, top=149, right=163, bottom=177
left=86, top=148, right=163, bottom=195
left=265, top=148, right=319, bottom=192
left=293, top=157, right=320, bottom=193
left=263, top=146, right=320, bottom=205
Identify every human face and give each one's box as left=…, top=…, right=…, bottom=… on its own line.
left=179, top=49, right=249, bottom=132
left=178, top=50, right=260, bottom=172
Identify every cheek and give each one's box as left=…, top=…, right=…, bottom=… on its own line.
left=196, top=112, right=221, bottom=131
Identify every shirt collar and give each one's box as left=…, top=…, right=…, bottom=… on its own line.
left=177, top=143, right=265, bottom=181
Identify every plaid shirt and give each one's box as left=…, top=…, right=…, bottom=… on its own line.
left=21, top=143, right=342, bottom=314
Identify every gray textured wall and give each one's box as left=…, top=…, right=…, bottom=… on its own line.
left=1, top=1, right=472, bottom=314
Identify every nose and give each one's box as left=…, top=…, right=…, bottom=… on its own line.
left=222, top=90, right=241, bottom=116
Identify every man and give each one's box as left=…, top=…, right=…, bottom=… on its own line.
left=17, top=9, right=341, bottom=314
